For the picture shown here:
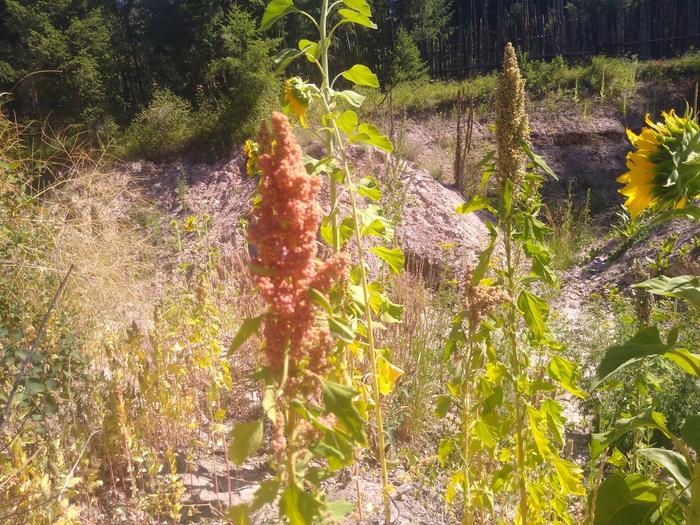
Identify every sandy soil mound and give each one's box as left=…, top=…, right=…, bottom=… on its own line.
left=122, top=149, right=492, bottom=281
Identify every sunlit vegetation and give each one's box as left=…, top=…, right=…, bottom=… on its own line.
left=2, top=1, right=700, bottom=524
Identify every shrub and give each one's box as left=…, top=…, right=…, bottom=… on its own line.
left=120, top=88, right=198, bottom=160
left=521, top=54, right=569, bottom=95
left=584, top=56, right=638, bottom=98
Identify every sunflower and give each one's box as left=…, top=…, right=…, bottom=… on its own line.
left=243, top=139, right=259, bottom=177
left=283, top=77, right=311, bottom=128
left=618, top=109, right=700, bottom=218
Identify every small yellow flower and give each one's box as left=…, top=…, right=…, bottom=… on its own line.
left=243, top=139, right=259, bottom=177
left=283, top=77, right=311, bottom=128
left=617, top=109, right=700, bottom=218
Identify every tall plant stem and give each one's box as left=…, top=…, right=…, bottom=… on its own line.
left=318, top=0, right=340, bottom=252
left=314, top=3, right=388, bottom=519
left=461, top=343, right=474, bottom=525
left=350, top=186, right=391, bottom=525
left=503, top=213, right=528, bottom=524
left=328, top=117, right=391, bottom=523
left=313, top=14, right=392, bottom=512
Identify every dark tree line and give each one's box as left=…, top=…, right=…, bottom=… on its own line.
left=0, top=0, right=698, bottom=140
left=431, top=0, right=700, bottom=77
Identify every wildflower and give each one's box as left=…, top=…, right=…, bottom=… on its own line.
left=248, top=112, right=349, bottom=390
left=618, top=109, right=700, bottom=218
left=495, top=43, right=529, bottom=187
left=284, top=77, right=311, bottom=128
left=243, top=139, right=259, bottom=177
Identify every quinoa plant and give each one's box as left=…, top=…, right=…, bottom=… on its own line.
left=443, top=43, right=586, bottom=524
left=228, top=113, right=365, bottom=524
left=237, top=2, right=406, bottom=523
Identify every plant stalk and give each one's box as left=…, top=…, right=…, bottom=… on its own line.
left=319, top=0, right=340, bottom=252
left=348, top=185, right=392, bottom=525
left=503, top=211, right=529, bottom=524
left=461, top=347, right=473, bottom=525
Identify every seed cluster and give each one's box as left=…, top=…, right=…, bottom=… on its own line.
left=248, top=113, right=349, bottom=390
left=463, top=264, right=508, bottom=333
left=495, top=42, right=529, bottom=187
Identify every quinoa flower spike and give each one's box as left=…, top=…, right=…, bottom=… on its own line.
left=495, top=42, right=530, bottom=188
left=248, top=112, right=349, bottom=392
left=618, top=108, right=700, bottom=218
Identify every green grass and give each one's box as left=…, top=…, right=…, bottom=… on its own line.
left=362, top=51, right=700, bottom=116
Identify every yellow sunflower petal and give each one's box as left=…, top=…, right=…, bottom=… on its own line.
left=624, top=190, right=655, bottom=219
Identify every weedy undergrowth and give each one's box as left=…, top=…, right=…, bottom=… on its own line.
left=587, top=108, right=700, bottom=525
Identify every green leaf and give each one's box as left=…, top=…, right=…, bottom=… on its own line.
left=653, top=204, right=700, bottom=224
left=313, top=430, right=354, bottom=470
left=527, top=405, right=552, bottom=457
left=637, top=448, right=691, bottom=492
left=455, top=194, right=493, bottom=214
left=663, top=349, right=700, bottom=376
left=336, top=110, right=358, bottom=135
left=337, top=8, right=377, bottom=29
left=322, top=381, right=367, bottom=445
left=541, top=398, right=565, bottom=445
left=226, top=504, right=252, bottom=525
left=273, top=45, right=314, bottom=72
left=328, top=316, right=354, bottom=343
left=369, top=246, right=404, bottom=274
left=298, top=39, right=319, bottom=61
left=356, top=176, right=381, bottom=201
left=551, top=456, right=584, bottom=495
left=228, top=315, right=264, bottom=356
left=547, top=355, right=587, bottom=398
left=359, top=205, right=394, bottom=239
left=635, top=274, right=700, bottom=310
left=521, top=140, right=558, bottom=180
left=228, top=420, right=264, bottom=466
left=341, top=64, right=379, bottom=88
left=342, top=0, right=371, bottom=16
left=309, top=288, right=333, bottom=314
left=593, top=474, right=631, bottom=525
left=280, top=483, right=322, bottom=525
left=681, top=414, right=700, bottom=454
left=434, top=395, right=451, bottom=419
left=594, top=326, right=671, bottom=387
left=517, top=290, right=548, bottom=340
left=438, top=438, right=454, bottom=467
left=607, top=502, right=658, bottom=525
left=470, top=221, right=497, bottom=286
left=531, top=254, right=556, bottom=285
left=591, top=407, right=671, bottom=460
left=26, top=379, right=46, bottom=395
left=262, top=385, right=277, bottom=423
left=333, top=89, right=365, bottom=107
left=260, top=0, right=298, bottom=30
left=473, top=419, right=496, bottom=449
left=503, top=179, right=513, bottom=215
left=251, top=479, right=280, bottom=512
left=326, top=500, right=355, bottom=519
left=350, top=123, right=393, bottom=152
